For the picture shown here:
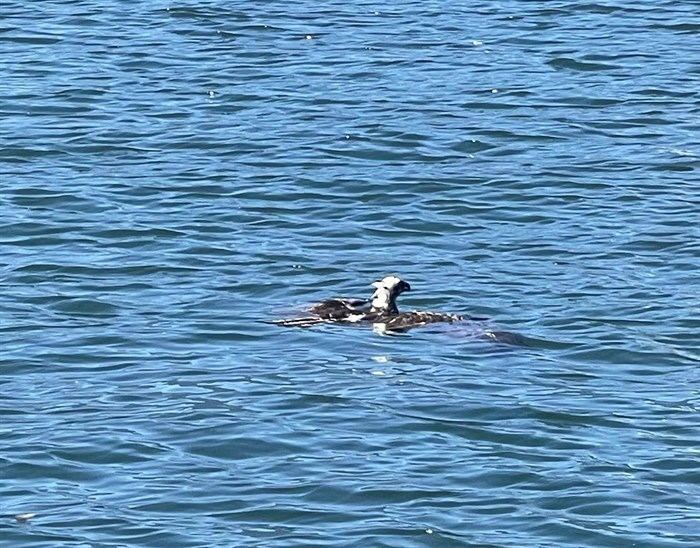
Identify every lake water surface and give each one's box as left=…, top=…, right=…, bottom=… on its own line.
left=2, top=1, right=699, bottom=546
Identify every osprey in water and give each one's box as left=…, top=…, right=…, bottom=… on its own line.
left=268, top=275, right=523, bottom=344
left=269, top=275, right=411, bottom=328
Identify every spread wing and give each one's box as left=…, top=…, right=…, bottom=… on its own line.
left=267, top=297, right=370, bottom=328
left=265, top=317, right=329, bottom=328
left=308, top=298, right=370, bottom=320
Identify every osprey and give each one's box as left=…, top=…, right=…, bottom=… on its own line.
left=364, top=276, right=485, bottom=331
left=268, top=275, right=522, bottom=343
left=269, top=275, right=411, bottom=328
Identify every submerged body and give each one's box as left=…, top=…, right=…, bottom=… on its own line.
left=375, top=310, right=465, bottom=331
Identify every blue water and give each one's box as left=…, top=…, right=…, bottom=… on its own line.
left=2, top=1, right=699, bottom=546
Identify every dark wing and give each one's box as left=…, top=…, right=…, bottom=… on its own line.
left=267, top=297, right=370, bottom=328
left=309, top=298, right=370, bottom=320
left=266, top=308, right=371, bottom=328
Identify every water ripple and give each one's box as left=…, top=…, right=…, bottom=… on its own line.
left=2, top=0, right=699, bottom=546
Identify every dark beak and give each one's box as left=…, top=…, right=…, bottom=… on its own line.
left=398, top=280, right=411, bottom=293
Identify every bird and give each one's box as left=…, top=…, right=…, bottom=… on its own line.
left=267, top=275, right=523, bottom=344
left=268, top=275, right=411, bottom=328
left=358, top=276, right=486, bottom=332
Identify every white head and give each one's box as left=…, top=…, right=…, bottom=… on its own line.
left=370, top=275, right=411, bottom=314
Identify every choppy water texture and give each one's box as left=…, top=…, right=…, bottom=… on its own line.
left=2, top=1, right=699, bottom=546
